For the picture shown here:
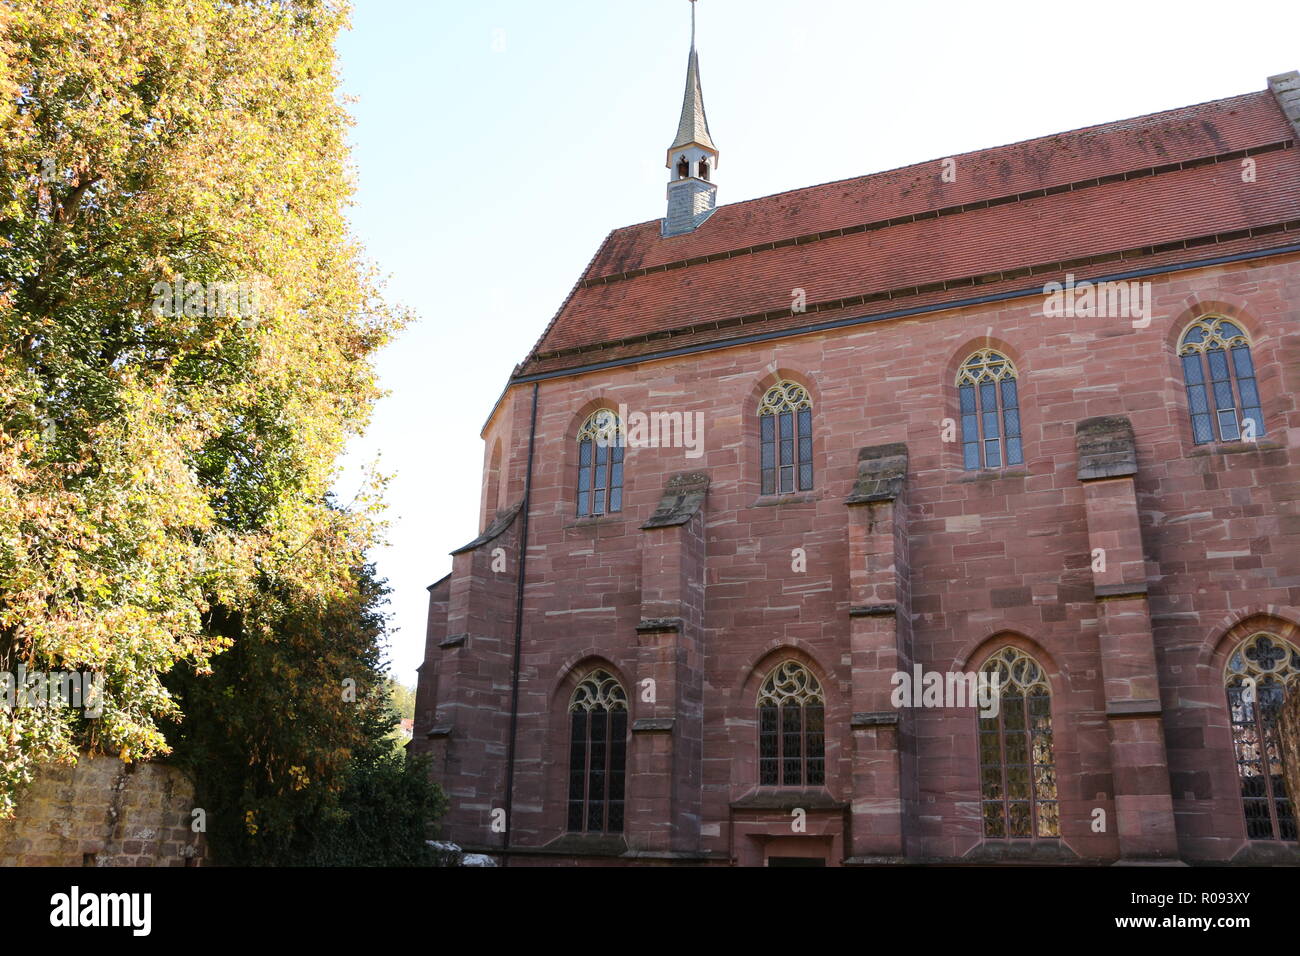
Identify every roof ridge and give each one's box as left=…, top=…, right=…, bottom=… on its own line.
left=585, top=87, right=1274, bottom=266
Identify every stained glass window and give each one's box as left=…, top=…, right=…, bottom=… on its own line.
left=758, top=381, right=813, bottom=495
left=576, top=410, right=624, bottom=517
left=567, top=670, right=628, bottom=833
left=957, top=350, right=1023, bottom=470
left=1179, top=318, right=1264, bottom=444
left=1225, top=633, right=1299, bottom=841
left=978, top=647, right=1059, bottom=839
left=757, top=661, right=825, bottom=787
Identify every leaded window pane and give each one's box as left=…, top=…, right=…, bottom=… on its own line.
left=576, top=412, right=625, bottom=516
left=568, top=670, right=628, bottom=833
left=978, top=647, right=1059, bottom=840
left=608, top=710, right=627, bottom=832
left=756, top=661, right=825, bottom=788
left=956, top=350, right=1021, bottom=470
left=1179, top=318, right=1264, bottom=444
left=781, top=705, right=803, bottom=785
left=1224, top=633, right=1299, bottom=841
left=1218, top=410, right=1240, bottom=442
left=797, top=407, right=813, bottom=491
left=758, top=381, right=813, bottom=495
left=759, top=705, right=779, bottom=785
left=779, top=409, right=794, bottom=497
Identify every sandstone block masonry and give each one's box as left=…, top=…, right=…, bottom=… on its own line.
left=0, top=755, right=206, bottom=867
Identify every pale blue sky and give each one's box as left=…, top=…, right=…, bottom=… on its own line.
left=334, top=0, right=1300, bottom=684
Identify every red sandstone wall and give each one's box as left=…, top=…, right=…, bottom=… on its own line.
left=418, top=252, right=1300, bottom=864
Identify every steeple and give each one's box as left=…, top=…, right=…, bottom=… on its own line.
left=663, top=0, right=719, bottom=237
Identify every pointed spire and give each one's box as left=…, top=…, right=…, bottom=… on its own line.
left=670, top=1, right=715, bottom=156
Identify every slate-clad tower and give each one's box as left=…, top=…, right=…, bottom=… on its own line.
left=664, top=1, right=719, bottom=237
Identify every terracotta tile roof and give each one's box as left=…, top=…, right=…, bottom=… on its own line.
left=518, top=88, right=1298, bottom=377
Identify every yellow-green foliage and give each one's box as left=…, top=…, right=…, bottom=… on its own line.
left=0, top=0, right=405, bottom=816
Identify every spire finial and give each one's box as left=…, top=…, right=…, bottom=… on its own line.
left=668, top=0, right=715, bottom=157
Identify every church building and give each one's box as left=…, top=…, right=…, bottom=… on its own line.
left=412, top=7, right=1300, bottom=866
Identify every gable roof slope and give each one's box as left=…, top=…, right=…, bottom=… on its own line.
left=519, top=85, right=1299, bottom=377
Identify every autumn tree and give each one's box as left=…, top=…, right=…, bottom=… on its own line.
left=0, top=0, right=406, bottom=816
left=165, top=561, right=445, bottom=866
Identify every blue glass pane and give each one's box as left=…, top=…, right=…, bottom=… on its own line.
left=963, top=443, right=980, bottom=470
left=1231, top=345, right=1255, bottom=378
left=1207, top=348, right=1230, bottom=380
left=1218, top=410, right=1240, bottom=442
left=1182, top=326, right=1207, bottom=345
left=595, top=442, right=608, bottom=465
left=798, top=436, right=812, bottom=464
left=1238, top=378, right=1258, bottom=407
left=1181, top=353, right=1204, bottom=385
left=612, top=442, right=624, bottom=463
left=1191, top=414, right=1213, bottom=444
left=980, top=382, right=997, bottom=410
left=799, top=462, right=813, bottom=491
left=577, top=492, right=589, bottom=516
left=959, top=385, right=976, bottom=414
left=985, top=439, right=1001, bottom=468
left=1213, top=380, right=1234, bottom=410
left=579, top=439, right=592, bottom=466
left=1219, top=321, right=1243, bottom=338
left=1000, top=379, right=1018, bottom=408
left=1006, top=437, right=1023, bottom=465
left=983, top=411, right=1000, bottom=439
left=611, top=463, right=623, bottom=489
left=797, top=407, right=812, bottom=437
left=761, top=467, right=775, bottom=496
left=962, top=414, right=979, bottom=443
left=578, top=467, right=590, bottom=492
left=1003, top=408, right=1021, bottom=438
left=1242, top=407, right=1265, bottom=438
left=781, top=439, right=794, bottom=467
left=1187, top=384, right=1208, bottom=414
left=761, top=440, right=775, bottom=470
left=761, top=414, right=775, bottom=441
left=780, top=466, right=794, bottom=494
left=609, top=487, right=622, bottom=513
left=779, top=411, right=792, bottom=441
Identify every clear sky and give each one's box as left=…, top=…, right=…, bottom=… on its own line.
left=334, top=0, right=1300, bottom=685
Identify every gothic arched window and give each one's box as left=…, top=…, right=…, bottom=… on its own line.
left=757, top=660, right=825, bottom=787
left=978, top=647, right=1059, bottom=838
left=576, top=409, right=624, bottom=517
left=957, top=350, right=1023, bottom=470
left=677, top=156, right=690, bottom=179
left=758, top=381, right=813, bottom=496
left=1224, top=633, right=1299, bottom=841
left=1179, top=317, right=1265, bottom=444
left=567, top=669, right=628, bottom=833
